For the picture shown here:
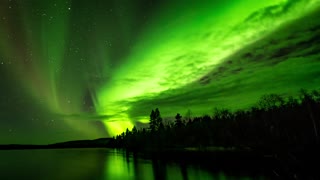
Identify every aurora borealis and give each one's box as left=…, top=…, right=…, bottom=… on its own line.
left=1, top=0, right=320, bottom=144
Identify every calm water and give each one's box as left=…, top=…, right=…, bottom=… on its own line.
left=0, top=148, right=268, bottom=180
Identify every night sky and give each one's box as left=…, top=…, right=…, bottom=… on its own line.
left=1, top=0, right=320, bottom=144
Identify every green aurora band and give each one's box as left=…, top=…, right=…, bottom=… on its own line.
left=1, top=0, right=320, bottom=143
left=97, top=0, right=320, bottom=134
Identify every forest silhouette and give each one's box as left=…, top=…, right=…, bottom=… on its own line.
left=111, top=89, right=320, bottom=153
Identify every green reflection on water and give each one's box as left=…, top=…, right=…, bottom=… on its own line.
left=0, top=149, right=266, bottom=180
left=104, top=149, right=155, bottom=180
left=103, top=149, right=261, bottom=180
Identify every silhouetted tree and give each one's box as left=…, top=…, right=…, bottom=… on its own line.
left=132, top=126, right=137, bottom=134
left=155, top=108, right=163, bottom=131
left=149, top=109, right=156, bottom=132
left=175, top=113, right=183, bottom=128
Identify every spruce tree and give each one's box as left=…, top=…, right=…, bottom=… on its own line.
left=149, top=109, right=156, bottom=131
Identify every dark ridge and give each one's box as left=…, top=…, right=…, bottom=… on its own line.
left=0, top=138, right=114, bottom=150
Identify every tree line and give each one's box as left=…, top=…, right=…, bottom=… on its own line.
left=110, top=89, right=320, bottom=152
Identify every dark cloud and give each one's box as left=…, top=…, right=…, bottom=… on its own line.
left=244, top=0, right=302, bottom=23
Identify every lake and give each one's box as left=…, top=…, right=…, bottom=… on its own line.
left=0, top=148, right=270, bottom=180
